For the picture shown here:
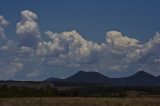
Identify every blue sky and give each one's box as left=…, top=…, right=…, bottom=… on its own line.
left=1, top=0, right=160, bottom=42
left=0, top=0, right=160, bottom=80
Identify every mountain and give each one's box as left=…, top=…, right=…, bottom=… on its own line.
left=44, top=70, right=160, bottom=86
left=127, top=71, right=155, bottom=79
left=66, top=71, right=110, bottom=84
left=112, top=71, right=158, bottom=86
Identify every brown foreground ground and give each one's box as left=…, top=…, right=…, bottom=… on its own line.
left=0, top=97, right=160, bottom=106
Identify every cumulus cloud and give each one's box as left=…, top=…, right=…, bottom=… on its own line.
left=34, top=30, right=142, bottom=74
left=0, top=62, right=23, bottom=79
left=0, top=15, right=9, bottom=38
left=106, top=31, right=139, bottom=47
left=37, top=30, right=101, bottom=61
left=16, top=10, right=39, bottom=36
left=16, top=10, right=40, bottom=48
left=126, top=32, right=160, bottom=61
left=5, top=63, right=24, bottom=75
left=0, top=10, right=160, bottom=80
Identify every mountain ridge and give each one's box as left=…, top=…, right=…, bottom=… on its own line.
left=44, top=70, right=160, bottom=86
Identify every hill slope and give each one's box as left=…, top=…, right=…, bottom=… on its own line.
left=44, top=71, right=160, bottom=86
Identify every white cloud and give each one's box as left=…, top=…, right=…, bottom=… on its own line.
left=126, top=32, right=160, bottom=61
left=109, top=65, right=129, bottom=71
left=19, top=46, right=34, bottom=54
left=6, top=63, right=23, bottom=76
left=0, top=62, right=24, bottom=79
left=34, top=30, right=160, bottom=75
left=27, top=69, right=40, bottom=78
left=37, top=30, right=101, bottom=58
left=154, top=59, right=160, bottom=63
left=0, top=15, right=9, bottom=38
left=15, top=10, right=41, bottom=49
left=36, top=31, right=101, bottom=67
left=1, top=10, right=160, bottom=79
left=106, top=31, right=139, bottom=47
left=0, top=40, right=16, bottom=51
left=151, top=32, right=160, bottom=44
left=16, top=10, right=40, bottom=38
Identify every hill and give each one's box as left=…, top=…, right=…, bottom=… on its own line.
left=44, top=70, right=160, bottom=86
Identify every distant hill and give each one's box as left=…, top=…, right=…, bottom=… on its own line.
left=66, top=71, right=110, bottom=84
left=111, top=71, right=159, bottom=86
left=44, top=70, right=160, bottom=86
left=44, top=77, right=63, bottom=82
left=126, top=71, right=155, bottom=79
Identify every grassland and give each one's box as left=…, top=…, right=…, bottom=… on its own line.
left=0, top=97, right=159, bottom=106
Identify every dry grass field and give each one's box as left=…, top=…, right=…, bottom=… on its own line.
left=0, top=97, right=159, bottom=106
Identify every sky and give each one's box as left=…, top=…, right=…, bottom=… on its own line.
left=0, top=0, right=160, bottom=80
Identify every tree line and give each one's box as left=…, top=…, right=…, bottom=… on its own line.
left=0, top=85, right=160, bottom=98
